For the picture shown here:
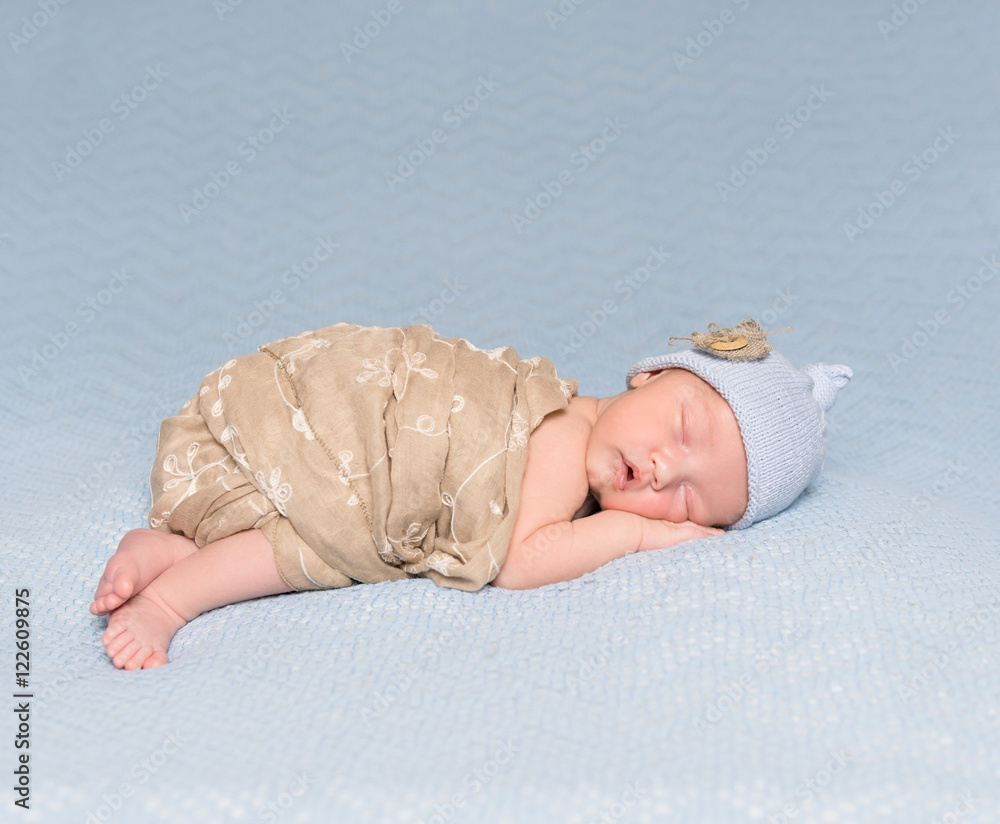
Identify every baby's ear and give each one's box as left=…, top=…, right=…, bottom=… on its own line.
left=629, top=370, right=663, bottom=389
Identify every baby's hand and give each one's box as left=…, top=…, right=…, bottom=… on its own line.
left=637, top=518, right=724, bottom=552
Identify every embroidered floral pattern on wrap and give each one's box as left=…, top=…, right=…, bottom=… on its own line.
left=148, top=324, right=577, bottom=591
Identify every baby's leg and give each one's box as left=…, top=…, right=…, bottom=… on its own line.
left=90, top=529, right=199, bottom=616
left=101, top=528, right=293, bottom=670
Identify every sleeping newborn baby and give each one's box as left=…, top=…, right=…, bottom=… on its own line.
left=90, top=319, right=851, bottom=669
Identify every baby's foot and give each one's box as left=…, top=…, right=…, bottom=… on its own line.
left=102, top=583, right=188, bottom=670
left=90, top=529, right=198, bottom=616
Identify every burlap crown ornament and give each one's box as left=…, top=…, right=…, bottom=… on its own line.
left=667, top=319, right=788, bottom=361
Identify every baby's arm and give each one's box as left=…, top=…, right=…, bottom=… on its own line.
left=491, top=400, right=720, bottom=590
left=494, top=510, right=720, bottom=590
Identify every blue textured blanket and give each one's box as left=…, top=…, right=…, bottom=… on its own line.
left=1, top=1, right=997, bottom=822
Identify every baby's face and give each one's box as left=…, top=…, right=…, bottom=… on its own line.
left=586, top=368, right=749, bottom=528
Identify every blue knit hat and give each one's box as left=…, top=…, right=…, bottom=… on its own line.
left=624, top=321, right=852, bottom=529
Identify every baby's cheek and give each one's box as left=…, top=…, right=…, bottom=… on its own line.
left=602, top=492, right=666, bottom=521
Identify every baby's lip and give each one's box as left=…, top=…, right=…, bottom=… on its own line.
left=616, top=458, right=638, bottom=490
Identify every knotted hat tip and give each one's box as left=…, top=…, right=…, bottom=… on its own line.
left=804, top=363, right=853, bottom=412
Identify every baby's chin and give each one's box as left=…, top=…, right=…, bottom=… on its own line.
left=584, top=465, right=615, bottom=504
left=587, top=480, right=621, bottom=511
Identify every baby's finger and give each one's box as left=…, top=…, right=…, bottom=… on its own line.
left=672, top=520, right=724, bottom=536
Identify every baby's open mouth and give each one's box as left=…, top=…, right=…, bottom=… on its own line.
left=616, top=459, right=636, bottom=490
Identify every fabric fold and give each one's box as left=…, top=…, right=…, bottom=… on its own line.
left=149, top=323, right=576, bottom=591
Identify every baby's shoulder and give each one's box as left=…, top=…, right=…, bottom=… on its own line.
left=563, top=393, right=596, bottom=419
left=530, top=395, right=594, bottom=440
left=524, top=396, right=594, bottom=484
left=515, top=396, right=593, bottom=533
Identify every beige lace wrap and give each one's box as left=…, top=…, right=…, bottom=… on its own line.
left=149, top=324, right=577, bottom=592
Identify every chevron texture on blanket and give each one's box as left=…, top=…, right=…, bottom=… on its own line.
left=1, top=1, right=998, bottom=822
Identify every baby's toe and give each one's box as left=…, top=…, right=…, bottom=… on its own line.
left=101, top=620, right=127, bottom=645
left=104, top=626, right=134, bottom=657
left=122, top=646, right=152, bottom=671
left=142, top=650, right=169, bottom=669
left=112, top=638, right=143, bottom=669
left=110, top=573, right=135, bottom=603
left=91, top=594, right=120, bottom=616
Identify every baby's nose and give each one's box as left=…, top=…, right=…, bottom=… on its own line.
left=649, top=451, right=678, bottom=491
